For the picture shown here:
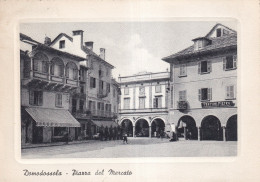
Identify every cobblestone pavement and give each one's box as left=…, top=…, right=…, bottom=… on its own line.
left=21, top=138, right=237, bottom=158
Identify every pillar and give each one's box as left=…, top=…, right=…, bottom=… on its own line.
left=184, top=126, right=187, bottom=140
left=223, top=126, right=226, bottom=141
left=198, top=127, right=200, bottom=141
left=30, top=58, right=33, bottom=78
left=133, top=126, right=135, bottom=138
left=149, top=126, right=152, bottom=138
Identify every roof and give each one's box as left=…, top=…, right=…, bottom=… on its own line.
left=25, top=107, right=80, bottom=127
left=20, top=33, right=40, bottom=45
left=49, top=33, right=73, bottom=46
left=205, top=23, right=236, bottom=38
left=162, top=33, right=237, bottom=62
left=92, top=120, right=118, bottom=128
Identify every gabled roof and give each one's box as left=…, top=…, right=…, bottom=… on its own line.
left=162, top=33, right=237, bottom=62
left=205, top=23, right=236, bottom=38
left=49, top=33, right=73, bottom=46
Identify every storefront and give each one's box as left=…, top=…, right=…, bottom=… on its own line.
left=21, top=107, right=81, bottom=144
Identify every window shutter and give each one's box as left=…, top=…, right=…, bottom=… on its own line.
left=153, top=98, right=156, bottom=108
left=93, top=78, right=96, bottom=88
left=223, top=57, right=227, bottom=70
left=207, top=61, right=212, bottom=72
left=39, top=92, right=43, bottom=105
left=33, top=60, right=38, bottom=71
left=226, top=86, right=230, bottom=99
left=198, top=62, right=201, bottom=74
left=179, top=91, right=182, bottom=101
left=198, top=89, right=201, bottom=101
left=65, top=67, right=69, bottom=78
left=29, top=90, right=34, bottom=105
left=233, top=55, right=237, bottom=68
left=208, top=88, right=212, bottom=101
left=230, top=86, right=234, bottom=99
left=184, top=90, right=187, bottom=101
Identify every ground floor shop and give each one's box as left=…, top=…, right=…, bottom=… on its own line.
left=168, top=107, right=237, bottom=141
left=21, top=107, right=80, bottom=144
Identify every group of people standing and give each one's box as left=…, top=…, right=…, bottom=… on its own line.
left=98, top=126, right=123, bottom=141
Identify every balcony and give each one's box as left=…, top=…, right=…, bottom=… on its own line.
left=91, top=110, right=115, bottom=118
left=22, top=70, right=79, bottom=93
left=177, top=101, right=188, bottom=111
left=72, top=110, right=91, bottom=119
left=119, top=107, right=168, bottom=114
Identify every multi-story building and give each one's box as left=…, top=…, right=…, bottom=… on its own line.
left=20, top=33, right=84, bottom=144
left=118, top=71, right=170, bottom=137
left=48, top=30, right=119, bottom=138
left=162, top=23, right=237, bottom=141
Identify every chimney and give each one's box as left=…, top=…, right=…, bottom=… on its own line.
left=44, top=36, right=51, bottom=45
left=100, top=48, right=105, bottom=60
left=72, top=30, right=84, bottom=48
left=85, top=41, right=94, bottom=50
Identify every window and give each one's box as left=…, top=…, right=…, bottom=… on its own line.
left=198, top=61, right=211, bottom=74
left=80, top=84, right=84, bottom=93
left=139, top=97, right=145, bottom=109
left=124, top=86, right=129, bottom=95
left=216, top=28, right=222, bottom=37
left=139, top=86, right=145, bottom=96
left=52, top=64, right=63, bottom=77
left=179, top=90, right=187, bottom=101
left=113, top=88, right=116, bottom=97
left=106, top=83, right=110, bottom=93
left=153, top=96, right=162, bottom=108
left=198, top=40, right=203, bottom=49
left=59, top=40, right=65, bottom=49
left=155, top=84, right=161, bottom=93
left=106, top=69, right=110, bottom=76
left=79, top=100, right=84, bottom=112
left=29, top=90, right=43, bottom=106
left=223, top=55, right=237, bottom=70
left=198, top=88, right=212, bottom=101
left=226, top=85, right=235, bottom=99
left=55, top=93, right=62, bottom=107
left=179, top=64, right=187, bottom=76
left=54, top=127, right=67, bottom=136
left=90, top=77, right=96, bottom=88
left=124, top=98, right=130, bottom=109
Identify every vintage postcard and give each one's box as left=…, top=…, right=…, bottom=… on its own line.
left=0, top=0, right=260, bottom=181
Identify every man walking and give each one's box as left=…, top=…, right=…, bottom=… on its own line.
left=123, top=133, right=128, bottom=144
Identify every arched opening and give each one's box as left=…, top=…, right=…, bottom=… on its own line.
left=51, top=57, right=64, bottom=77
left=151, top=118, right=165, bottom=137
left=135, top=119, right=149, bottom=137
left=66, top=62, right=78, bottom=80
left=177, top=116, right=197, bottom=140
left=33, top=52, right=49, bottom=74
left=121, top=119, right=133, bottom=137
left=226, top=115, right=237, bottom=141
left=201, top=115, right=222, bottom=140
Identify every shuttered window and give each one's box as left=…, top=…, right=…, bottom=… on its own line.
left=139, top=97, right=145, bottom=109
left=55, top=93, right=62, bottom=107
left=198, top=61, right=211, bottom=74
left=153, top=96, right=162, bottom=108
left=29, top=90, right=43, bottom=106
left=124, top=98, right=130, bottom=109
left=223, top=55, right=237, bottom=70
left=90, top=77, right=96, bottom=88
left=226, top=85, right=235, bottom=99
left=179, top=64, right=187, bottom=76
left=124, top=86, right=129, bottom=95
left=179, top=90, right=187, bottom=101
left=198, top=88, right=212, bottom=101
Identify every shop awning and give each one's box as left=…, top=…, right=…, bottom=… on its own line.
left=91, top=120, right=118, bottom=128
left=25, top=107, right=80, bottom=127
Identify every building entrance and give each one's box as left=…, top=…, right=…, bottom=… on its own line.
left=135, top=119, right=149, bottom=137
left=201, top=115, right=222, bottom=140
left=177, top=116, right=197, bottom=140
left=151, top=118, right=165, bottom=137
left=226, top=115, right=237, bottom=141
left=121, top=119, right=133, bottom=137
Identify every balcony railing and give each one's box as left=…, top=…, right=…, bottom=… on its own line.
left=119, top=107, right=168, bottom=113
left=90, top=110, right=115, bottom=118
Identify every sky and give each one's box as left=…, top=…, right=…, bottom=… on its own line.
left=20, top=21, right=237, bottom=79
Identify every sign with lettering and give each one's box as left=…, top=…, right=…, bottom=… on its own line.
left=201, top=101, right=235, bottom=108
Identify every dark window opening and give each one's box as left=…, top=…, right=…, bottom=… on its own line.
left=201, top=61, right=208, bottom=73
left=59, top=40, right=65, bottom=49
left=216, top=28, right=222, bottom=37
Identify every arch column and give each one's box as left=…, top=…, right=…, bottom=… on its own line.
left=133, top=125, right=135, bottom=138
left=197, top=127, right=201, bottom=141
left=223, top=126, right=226, bottom=141
left=149, top=126, right=151, bottom=138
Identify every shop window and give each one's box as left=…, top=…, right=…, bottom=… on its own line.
left=179, top=90, right=187, bottom=101
left=54, top=127, right=67, bottom=136
left=124, top=98, right=130, bottom=109
left=198, top=61, right=211, bottom=74
left=179, top=64, right=187, bottom=77
left=139, top=97, right=145, bottom=109
left=153, top=96, right=162, bottom=108
left=59, top=40, right=65, bottom=49
left=199, top=88, right=212, bottom=101
left=55, top=93, right=62, bottom=107
left=226, top=85, right=235, bottom=100
left=29, top=90, right=43, bottom=106
left=223, top=55, right=237, bottom=70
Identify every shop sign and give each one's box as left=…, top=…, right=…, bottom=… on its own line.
left=201, top=101, right=235, bottom=108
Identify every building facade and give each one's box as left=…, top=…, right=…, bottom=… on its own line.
left=48, top=30, right=119, bottom=138
left=118, top=71, right=170, bottom=137
left=162, top=24, right=237, bottom=141
left=20, top=34, right=84, bottom=144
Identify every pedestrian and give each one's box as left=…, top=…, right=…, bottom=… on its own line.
left=122, top=133, right=128, bottom=144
